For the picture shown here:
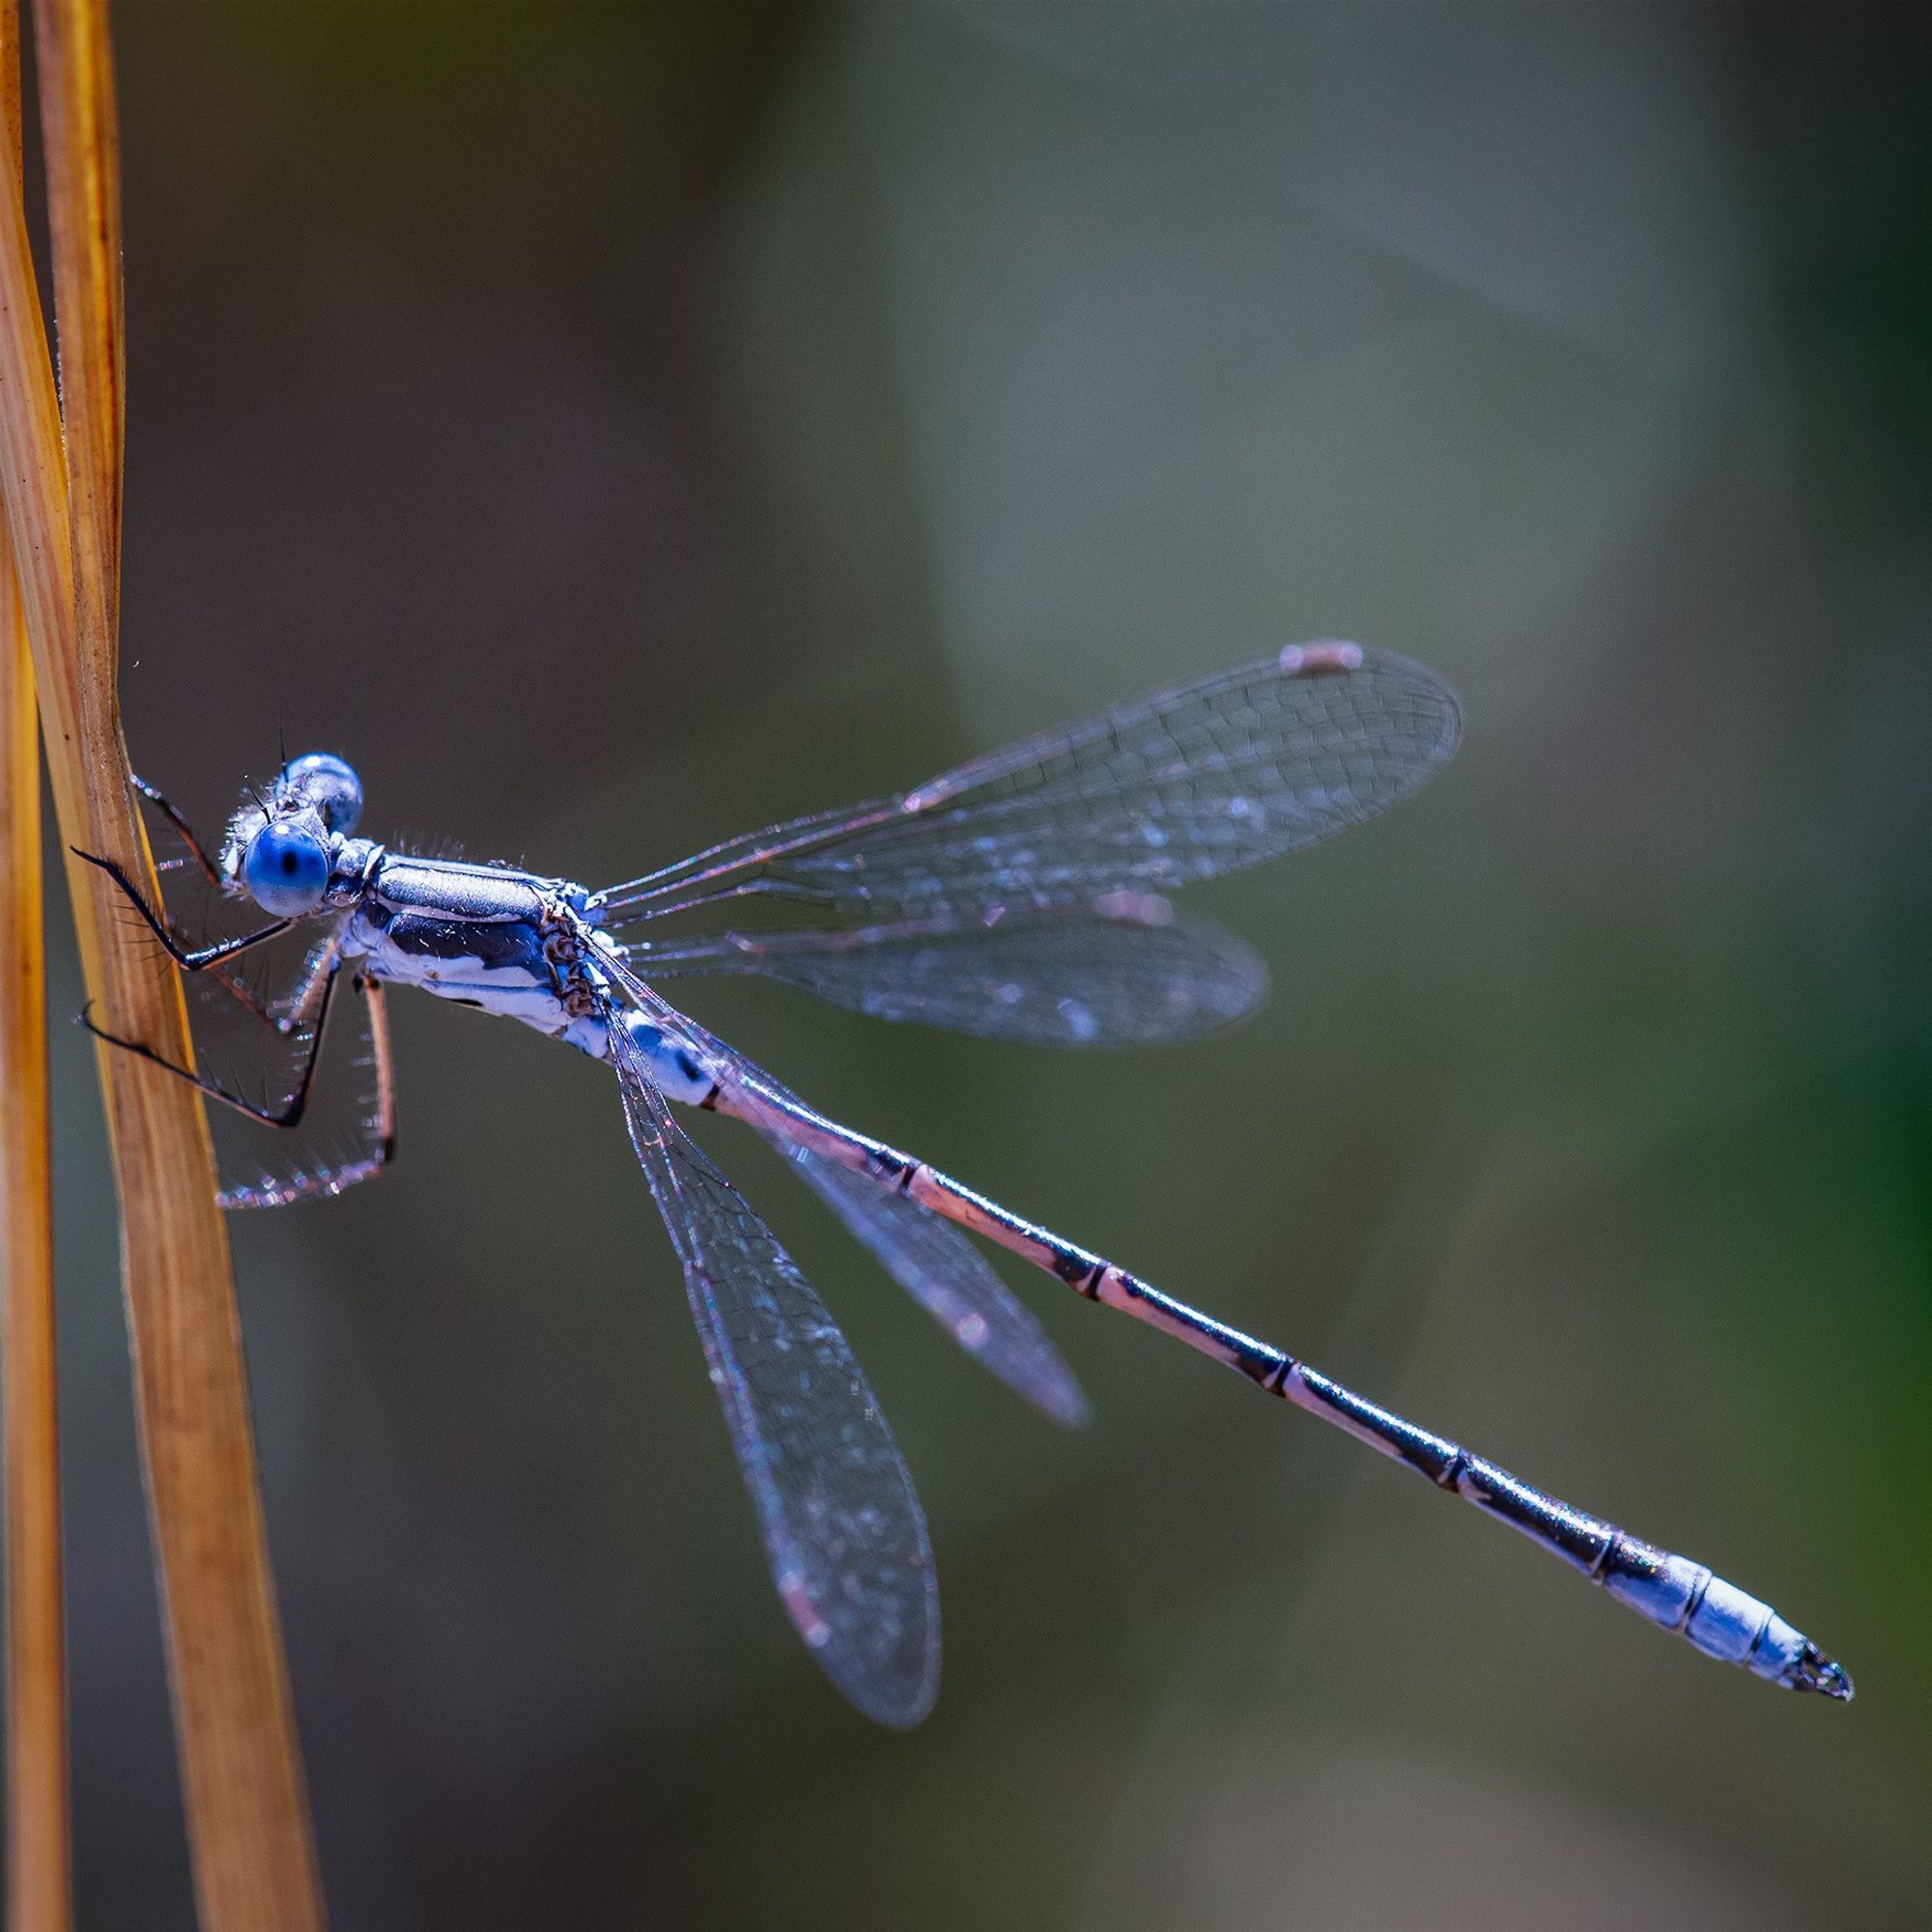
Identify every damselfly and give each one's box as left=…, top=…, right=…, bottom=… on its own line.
left=78, top=642, right=1851, bottom=1723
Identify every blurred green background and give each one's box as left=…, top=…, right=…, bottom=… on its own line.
left=21, top=3, right=1932, bottom=1926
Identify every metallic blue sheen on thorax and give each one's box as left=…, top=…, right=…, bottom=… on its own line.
left=343, top=851, right=612, bottom=1052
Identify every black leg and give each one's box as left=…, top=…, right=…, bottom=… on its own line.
left=213, top=974, right=398, bottom=1210
left=79, top=962, right=340, bottom=1130
left=71, top=846, right=292, bottom=969
left=131, top=775, right=223, bottom=886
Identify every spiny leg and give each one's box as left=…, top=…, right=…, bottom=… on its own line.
left=71, top=846, right=292, bottom=970
left=80, top=958, right=341, bottom=1129
left=79, top=848, right=391, bottom=1205
left=131, top=774, right=222, bottom=886
left=215, top=974, right=397, bottom=1209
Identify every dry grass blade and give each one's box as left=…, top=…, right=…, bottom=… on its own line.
left=0, top=19, right=68, bottom=1932
left=0, top=0, right=327, bottom=1925
left=1, top=575, right=67, bottom=1932
left=0, top=139, right=70, bottom=1932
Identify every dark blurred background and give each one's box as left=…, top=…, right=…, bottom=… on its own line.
left=18, top=3, right=1931, bottom=1927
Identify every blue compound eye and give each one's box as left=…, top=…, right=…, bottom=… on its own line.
left=279, top=751, right=363, bottom=835
left=242, top=820, right=331, bottom=916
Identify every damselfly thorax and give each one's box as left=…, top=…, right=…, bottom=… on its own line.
left=76, top=644, right=1852, bottom=1724
left=338, top=852, right=618, bottom=1058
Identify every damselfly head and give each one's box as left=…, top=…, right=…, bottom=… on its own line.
left=216, top=752, right=362, bottom=915
left=238, top=816, right=332, bottom=916
left=277, top=752, right=363, bottom=835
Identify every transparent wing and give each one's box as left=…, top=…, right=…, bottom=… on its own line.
left=611, top=1014, right=940, bottom=1728
left=609, top=979, right=1091, bottom=1424
left=599, top=644, right=1459, bottom=923
left=773, top=1139, right=1090, bottom=1427
left=633, top=902, right=1269, bottom=1048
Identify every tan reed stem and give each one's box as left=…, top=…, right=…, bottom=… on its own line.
left=0, top=8, right=70, bottom=1925
left=0, top=1, right=327, bottom=1923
